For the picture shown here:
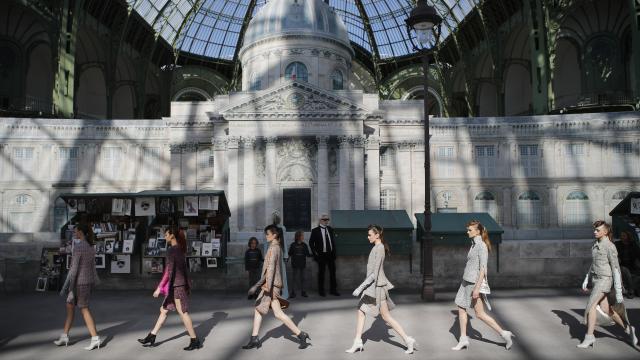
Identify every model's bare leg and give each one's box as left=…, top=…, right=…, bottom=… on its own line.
left=472, top=298, right=504, bottom=334
left=355, top=309, right=366, bottom=339
left=251, top=309, right=263, bottom=336
left=271, top=299, right=301, bottom=335
left=379, top=300, right=409, bottom=340
left=80, top=308, right=98, bottom=337
left=586, top=293, right=607, bottom=335
left=151, top=306, right=169, bottom=335
left=175, top=299, right=196, bottom=338
left=63, top=303, right=75, bottom=334
left=457, top=307, right=468, bottom=337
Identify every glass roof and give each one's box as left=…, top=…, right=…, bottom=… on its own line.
left=128, top=0, right=479, bottom=61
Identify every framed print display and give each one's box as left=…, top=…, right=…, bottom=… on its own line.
left=35, top=277, right=47, bottom=291
left=206, top=257, right=217, bottom=268
left=184, top=196, right=198, bottom=216
left=110, top=255, right=131, bottom=274
left=123, top=239, right=134, bottom=254
left=94, top=254, right=106, bottom=269
left=159, top=198, right=173, bottom=214
left=135, top=197, right=156, bottom=216
left=202, top=243, right=213, bottom=257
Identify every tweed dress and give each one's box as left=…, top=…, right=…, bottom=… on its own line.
left=358, top=243, right=395, bottom=316
left=254, top=241, right=285, bottom=315
left=159, top=246, right=191, bottom=313
left=583, top=237, right=622, bottom=323
left=455, top=236, right=489, bottom=309
left=66, top=240, right=99, bottom=308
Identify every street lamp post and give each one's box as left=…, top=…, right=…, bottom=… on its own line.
left=405, top=0, right=442, bottom=302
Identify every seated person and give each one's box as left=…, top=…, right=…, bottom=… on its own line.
left=615, top=231, right=640, bottom=298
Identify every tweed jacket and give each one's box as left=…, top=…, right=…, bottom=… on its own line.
left=589, top=237, right=619, bottom=278
left=255, top=242, right=283, bottom=293
left=68, top=239, right=99, bottom=289
left=462, top=236, right=489, bottom=284
left=159, top=245, right=190, bottom=294
left=362, top=243, right=393, bottom=299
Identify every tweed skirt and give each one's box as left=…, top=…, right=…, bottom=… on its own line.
left=584, top=274, right=613, bottom=323
left=454, top=281, right=491, bottom=310
left=255, top=287, right=284, bottom=316
left=358, top=286, right=395, bottom=317
left=162, top=285, right=190, bottom=313
left=67, top=285, right=92, bottom=308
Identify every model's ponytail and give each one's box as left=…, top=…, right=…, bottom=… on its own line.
left=466, top=220, right=491, bottom=252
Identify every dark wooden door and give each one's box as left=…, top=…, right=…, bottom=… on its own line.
left=283, top=188, right=311, bottom=231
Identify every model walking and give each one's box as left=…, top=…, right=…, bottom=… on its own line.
left=138, top=227, right=202, bottom=350
left=54, top=223, right=102, bottom=350
left=242, top=224, right=311, bottom=350
left=577, top=220, right=637, bottom=349
left=346, top=224, right=416, bottom=354
left=451, top=220, right=514, bottom=351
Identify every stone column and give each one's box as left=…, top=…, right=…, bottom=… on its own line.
left=169, top=144, right=182, bottom=190
left=243, top=137, right=257, bottom=231
left=212, top=138, right=227, bottom=191
left=396, top=142, right=412, bottom=212
left=353, top=136, right=365, bottom=210
left=365, top=136, right=381, bottom=210
left=338, top=136, right=351, bottom=210
left=227, top=136, right=240, bottom=232
left=316, top=135, right=329, bottom=216
left=264, top=136, right=278, bottom=226
left=548, top=185, right=559, bottom=227
left=182, top=143, right=198, bottom=190
left=502, top=186, right=512, bottom=227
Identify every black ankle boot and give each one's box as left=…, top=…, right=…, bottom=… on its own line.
left=183, top=337, right=202, bottom=351
left=297, top=331, right=311, bottom=349
left=242, top=336, right=261, bottom=349
left=137, top=333, right=156, bottom=347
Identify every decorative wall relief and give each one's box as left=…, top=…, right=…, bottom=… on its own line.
left=276, top=139, right=316, bottom=182
left=328, top=145, right=338, bottom=178
left=255, top=144, right=266, bottom=179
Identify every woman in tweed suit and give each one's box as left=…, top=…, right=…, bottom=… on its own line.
left=138, top=227, right=202, bottom=351
left=242, top=224, right=311, bottom=350
left=577, top=220, right=637, bottom=349
left=54, top=223, right=101, bottom=350
left=451, top=220, right=514, bottom=351
left=346, top=224, right=416, bottom=354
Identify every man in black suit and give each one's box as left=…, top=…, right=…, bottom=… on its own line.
left=309, top=214, right=340, bottom=296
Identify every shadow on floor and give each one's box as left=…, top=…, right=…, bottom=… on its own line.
left=154, top=311, right=228, bottom=347
left=448, top=309, right=503, bottom=346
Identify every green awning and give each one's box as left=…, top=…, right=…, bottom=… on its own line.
left=331, top=210, right=414, bottom=230
left=416, top=213, right=503, bottom=234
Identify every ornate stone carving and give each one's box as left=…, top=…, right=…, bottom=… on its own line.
left=352, top=136, right=366, bottom=147
left=316, top=135, right=329, bottom=147
left=227, top=136, right=240, bottom=148
left=288, top=48, right=304, bottom=55
left=276, top=139, right=316, bottom=182
left=328, top=146, right=338, bottom=177
left=183, top=143, right=198, bottom=153
left=169, top=144, right=183, bottom=154
left=337, top=135, right=352, bottom=147
left=310, top=49, right=320, bottom=56
left=242, top=136, right=258, bottom=148
left=255, top=146, right=266, bottom=178
left=212, top=137, right=228, bottom=150
left=265, top=136, right=278, bottom=145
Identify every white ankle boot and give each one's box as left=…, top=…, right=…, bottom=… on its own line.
left=577, top=334, right=595, bottom=349
left=627, top=325, right=637, bottom=347
left=501, top=330, right=515, bottom=350
left=84, top=336, right=101, bottom=350
left=345, top=338, right=364, bottom=353
left=53, top=333, right=69, bottom=346
left=451, top=336, right=469, bottom=350
left=404, top=336, right=416, bottom=354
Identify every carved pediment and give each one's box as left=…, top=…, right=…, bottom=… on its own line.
left=220, top=81, right=371, bottom=120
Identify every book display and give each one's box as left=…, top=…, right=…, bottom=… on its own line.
left=53, top=190, right=230, bottom=289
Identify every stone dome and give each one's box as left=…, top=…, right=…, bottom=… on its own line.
left=243, top=0, right=352, bottom=53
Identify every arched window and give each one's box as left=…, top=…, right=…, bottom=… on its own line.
left=473, top=191, right=499, bottom=222
left=285, top=62, right=308, bottom=82
left=332, top=70, right=343, bottom=90
left=517, top=191, right=542, bottom=227
left=15, top=194, right=32, bottom=206
left=564, top=191, right=590, bottom=226
left=380, top=189, right=396, bottom=210
left=612, top=191, right=629, bottom=201
left=249, top=72, right=261, bottom=91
